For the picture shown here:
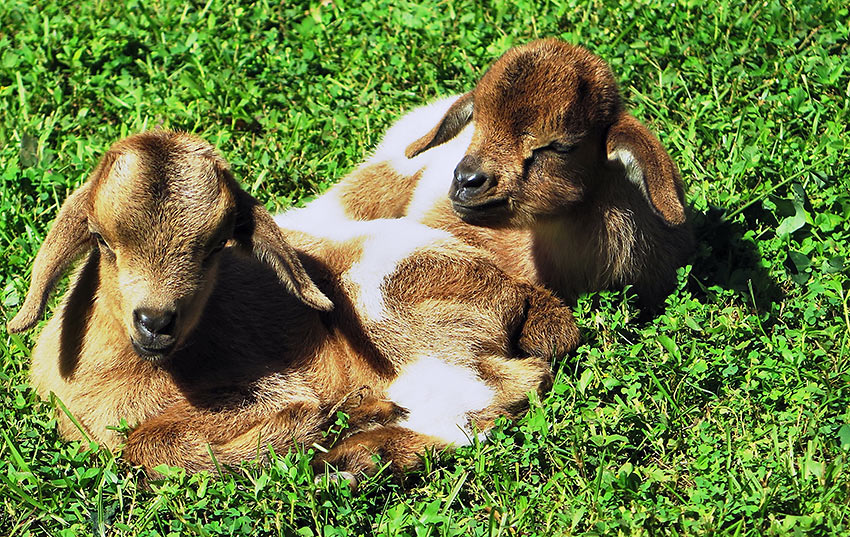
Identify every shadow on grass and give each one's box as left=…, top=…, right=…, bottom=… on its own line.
left=687, top=205, right=784, bottom=312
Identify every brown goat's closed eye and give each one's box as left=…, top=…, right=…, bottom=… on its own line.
left=10, top=130, right=578, bottom=480
left=307, top=38, right=694, bottom=308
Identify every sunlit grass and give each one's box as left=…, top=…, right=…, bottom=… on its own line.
left=1, top=0, right=848, bottom=535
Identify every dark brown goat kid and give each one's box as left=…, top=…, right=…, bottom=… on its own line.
left=313, top=39, right=694, bottom=308
left=7, top=131, right=578, bottom=482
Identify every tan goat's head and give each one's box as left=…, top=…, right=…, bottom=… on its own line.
left=405, top=38, right=686, bottom=228
left=7, top=131, right=332, bottom=362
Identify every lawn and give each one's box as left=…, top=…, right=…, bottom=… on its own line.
left=1, top=0, right=849, bottom=535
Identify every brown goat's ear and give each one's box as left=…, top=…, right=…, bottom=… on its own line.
left=233, top=188, right=333, bottom=312
left=606, top=113, right=686, bottom=226
left=7, top=180, right=98, bottom=333
left=405, top=93, right=474, bottom=158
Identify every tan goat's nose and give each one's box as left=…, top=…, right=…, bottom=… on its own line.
left=134, top=308, right=177, bottom=337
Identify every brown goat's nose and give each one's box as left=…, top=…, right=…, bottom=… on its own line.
left=452, top=157, right=494, bottom=203
left=134, top=308, right=177, bottom=337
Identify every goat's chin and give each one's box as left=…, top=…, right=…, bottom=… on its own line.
left=130, top=337, right=176, bottom=364
left=451, top=197, right=513, bottom=228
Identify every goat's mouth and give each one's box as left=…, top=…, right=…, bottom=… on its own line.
left=131, top=337, right=176, bottom=363
left=451, top=196, right=511, bottom=226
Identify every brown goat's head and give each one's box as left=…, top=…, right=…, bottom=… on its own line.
left=405, top=38, right=686, bottom=228
left=7, top=131, right=332, bottom=362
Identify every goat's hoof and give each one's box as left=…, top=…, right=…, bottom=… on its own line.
left=519, top=304, right=580, bottom=358
left=315, top=470, right=359, bottom=490
left=344, top=396, right=408, bottom=428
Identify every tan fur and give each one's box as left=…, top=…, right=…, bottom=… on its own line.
left=322, top=39, right=694, bottom=307
left=339, top=163, right=422, bottom=220
left=8, top=130, right=578, bottom=478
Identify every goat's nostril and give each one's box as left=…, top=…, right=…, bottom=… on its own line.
left=134, top=308, right=177, bottom=336
left=453, top=167, right=492, bottom=194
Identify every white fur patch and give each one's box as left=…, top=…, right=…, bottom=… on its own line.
left=370, top=95, right=464, bottom=177
left=274, top=210, right=453, bottom=323
left=277, top=95, right=473, bottom=229
left=367, top=94, right=475, bottom=219
left=609, top=148, right=650, bottom=203
left=386, top=355, right=494, bottom=446
left=273, top=189, right=351, bottom=242
left=346, top=220, right=451, bottom=323
left=404, top=123, right=474, bottom=220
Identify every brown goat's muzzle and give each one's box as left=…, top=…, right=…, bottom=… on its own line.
left=449, top=155, right=512, bottom=226
left=450, top=196, right=512, bottom=227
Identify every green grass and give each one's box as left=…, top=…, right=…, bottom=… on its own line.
left=1, top=0, right=849, bottom=535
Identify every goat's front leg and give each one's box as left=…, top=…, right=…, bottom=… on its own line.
left=392, top=253, right=580, bottom=359
left=515, top=282, right=580, bottom=359
left=123, top=401, right=326, bottom=475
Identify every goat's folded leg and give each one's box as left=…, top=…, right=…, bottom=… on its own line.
left=391, top=252, right=580, bottom=359
left=312, top=425, right=448, bottom=485
left=471, top=354, right=554, bottom=433
left=515, top=283, right=580, bottom=359
left=314, top=395, right=416, bottom=487
left=123, top=401, right=326, bottom=475
left=333, top=391, right=409, bottom=432
left=314, top=356, right=552, bottom=485
left=123, top=407, right=222, bottom=475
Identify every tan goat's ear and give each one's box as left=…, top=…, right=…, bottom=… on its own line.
left=6, top=175, right=102, bottom=333
left=405, top=93, right=474, bottom=158
left=232, top=188, right=333, bottom=312
left=606, top=113, right=686, bottom=226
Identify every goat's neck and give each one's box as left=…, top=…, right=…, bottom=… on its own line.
left=532, top=179, right=641, bottom=301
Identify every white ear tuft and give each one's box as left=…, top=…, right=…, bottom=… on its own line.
left=609, top=148, right=651, bottom=206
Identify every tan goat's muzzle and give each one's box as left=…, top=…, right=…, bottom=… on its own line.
left=130, top=306, right=178, bottom=362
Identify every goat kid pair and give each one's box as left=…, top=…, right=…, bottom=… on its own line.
left=7, top=39, right=691, bottom=481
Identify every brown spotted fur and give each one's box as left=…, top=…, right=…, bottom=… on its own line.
left=338, top=163, right=422, bottom=220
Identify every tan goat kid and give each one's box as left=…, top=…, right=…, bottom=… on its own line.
left=7, top=131, right=578, bottom=479
left=308, top=39, right=694, bottom=308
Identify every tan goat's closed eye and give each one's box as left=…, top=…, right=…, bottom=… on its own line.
left=91, top=232, right=113, bottom=254
left=208, top=239, right=228, bottom=256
